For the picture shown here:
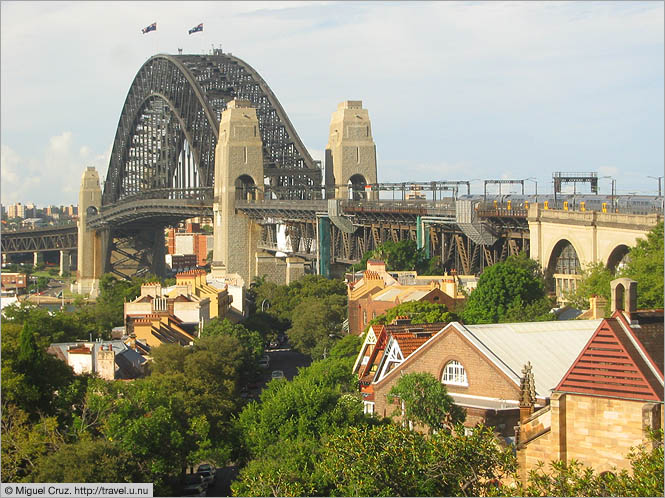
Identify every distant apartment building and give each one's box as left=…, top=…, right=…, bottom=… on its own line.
left=7, top=202, right=25, bottom=219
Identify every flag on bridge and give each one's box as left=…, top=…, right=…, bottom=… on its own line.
left=188, top=23, right=203, bottom=34
left=142, top=22, right=157, bottom=34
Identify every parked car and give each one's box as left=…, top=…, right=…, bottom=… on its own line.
left=197, top=463, right=215, bottom=478
left=269, top=340, right=279, bottom=349
left=197, top=469, right=214, bottom=485
left=258, top=355, right=270, bottom=368
left=271, top=370, right=285, bottom=380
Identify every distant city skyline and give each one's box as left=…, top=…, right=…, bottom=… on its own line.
left=1, top=1, right=663, bottom=206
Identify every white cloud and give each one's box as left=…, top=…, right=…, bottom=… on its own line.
left=1, top=133, right=110, bottom=205
left=1, top=1, right=663, bottom=203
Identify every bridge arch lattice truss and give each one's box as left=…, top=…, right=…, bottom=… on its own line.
left=103, top=52, right=321, bottom=207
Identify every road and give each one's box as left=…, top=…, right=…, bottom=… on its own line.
left=204, top=347, right=311, bottom=496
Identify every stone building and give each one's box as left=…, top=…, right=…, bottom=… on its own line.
left=47, top=340, right=146, bottom=380
left=515, top=278, right=663, bottom=477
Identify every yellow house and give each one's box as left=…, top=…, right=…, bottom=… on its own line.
left=170, top=269, right=231, bottom=319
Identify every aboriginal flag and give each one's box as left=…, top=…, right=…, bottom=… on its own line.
left=189, top=23, right=203, bottom=34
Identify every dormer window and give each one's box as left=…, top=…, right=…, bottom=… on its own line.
left=442, top=360, right=468, bottom=386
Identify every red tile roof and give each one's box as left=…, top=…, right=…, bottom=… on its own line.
left=392, top=333, right=431, bottom=357
left=556, top=317, right=663, bottom=402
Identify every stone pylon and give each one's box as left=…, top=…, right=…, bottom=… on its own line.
left=211, top=99, right=263, bottom=287
left=325, top=100, right=378, bottom=200
left=77, top=167, right=103, bottom=297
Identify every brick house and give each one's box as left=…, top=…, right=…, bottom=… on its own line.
left=347, top=260, right=469, bottom=335
left=360, top=318, right=602, bottom=438
left=515, top=278, right=664, bottom=477
left=353, top=319, right=446, bottom=414
left=1, top=272, right=27, bottom=295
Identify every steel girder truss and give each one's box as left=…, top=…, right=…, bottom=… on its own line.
left=107, top=227, right=165, bottom=280
left=1, top=226, right=77, bottom=253
left=327, top=221, right=529, bottom=274
left=104, top=52, right=321, bottom=206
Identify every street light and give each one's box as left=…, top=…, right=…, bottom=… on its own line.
left=647, top=176, right=663, bottom=197
left=525, top=178, right=538, bottom=202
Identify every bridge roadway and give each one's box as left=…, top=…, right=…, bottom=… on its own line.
left=1, top=224, right=77, bottom=254
left=1, top=196, right=529, bottom=260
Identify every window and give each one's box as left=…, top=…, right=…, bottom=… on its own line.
left=442, top=360, right=468, bottom=386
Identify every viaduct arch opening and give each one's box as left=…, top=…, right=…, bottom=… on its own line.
left=547, top=239, right=581, bottom=301
left=606, top=244, right=630, bottom=273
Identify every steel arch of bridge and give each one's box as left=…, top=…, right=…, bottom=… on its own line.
left=103, top=51, right=321, bottom=206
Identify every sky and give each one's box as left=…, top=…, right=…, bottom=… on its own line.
left=1, top=1, right=663, bottom=206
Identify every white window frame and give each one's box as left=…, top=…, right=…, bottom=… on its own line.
left=363, top=401, right=375, bottom=415
left=442, top=360, right=468, bottom=386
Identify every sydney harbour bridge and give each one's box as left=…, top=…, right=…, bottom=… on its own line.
left=3, top=49, right=662, bottom=288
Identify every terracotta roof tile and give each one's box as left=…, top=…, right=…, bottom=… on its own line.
left=392, top=333, right=430, bottom=356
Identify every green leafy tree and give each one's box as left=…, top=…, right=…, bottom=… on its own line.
left=427, top=424, right=517, bottom=496
left=1, top=403, right=63, bottom=482
left=387, top=372, right=465, bottom=434
left=35, top=439, right=145, bottom=484
left=563, top=262, right=614, bottom=311
left=352, top=239, right=439, bottom=274
left=234, top=352, right=368, bottom=461
left=201, top=318, right=264, bottom=379
left=462, top=253, right=554, bottom=324
left=318, top=423, right=516, bottom=497
left=231, top=438, right=323, bottom=497
left=366, top=300, right=458, bottom=331
left=318, top=423, right=437, bottom=496
left=619, top=222, right=664, bottom=309
left=287, top=295, right=347, bottom=359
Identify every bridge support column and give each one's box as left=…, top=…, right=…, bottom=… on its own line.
left=59, top=250, right=71, bottom=276
left=77, top=167, right=103, bottom=297
left=325, top=101, right=378, bottom=200
left=211, top=99, right=264, bottom=288
left=317, top=216, right=331, bottom=278
left=33, top=252, right=43, bottom=267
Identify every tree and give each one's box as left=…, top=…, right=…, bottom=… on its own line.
left=564, top=262, right=614, bottom=311
left=387, top=372, right=465, bottom=434
left=318, top=423, right=517, bottom=497
left=462, top=253, right=554, bottom=324
left=619, top=222, right=664, bottom=309
left=1, top=403, right=62, bottom=482
left=35, top=438, right=145, bottom=484
left=318, top=423, right=438, bottom=497
left=234, top=353, right=369, bottom=461
left=287, top=295, right=346, bottom=359
left=352, top=239, right=438, bottom=274
left=366, top=300, right=458, bottom=331
left=231, top=438, right=323, bottom=497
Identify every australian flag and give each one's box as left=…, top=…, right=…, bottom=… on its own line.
left=142, top=22, right=156, bottom=34
left=188, top=23, right=203, bottom=35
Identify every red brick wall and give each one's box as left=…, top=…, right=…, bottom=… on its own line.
left=373, top=326, right=521, bottom=431
left=167, top=228, right=176, bottom=255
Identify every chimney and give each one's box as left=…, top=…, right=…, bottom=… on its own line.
left=610, top=278, right=637, bottom=315
left=588, top=295, right=607, bottom=319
